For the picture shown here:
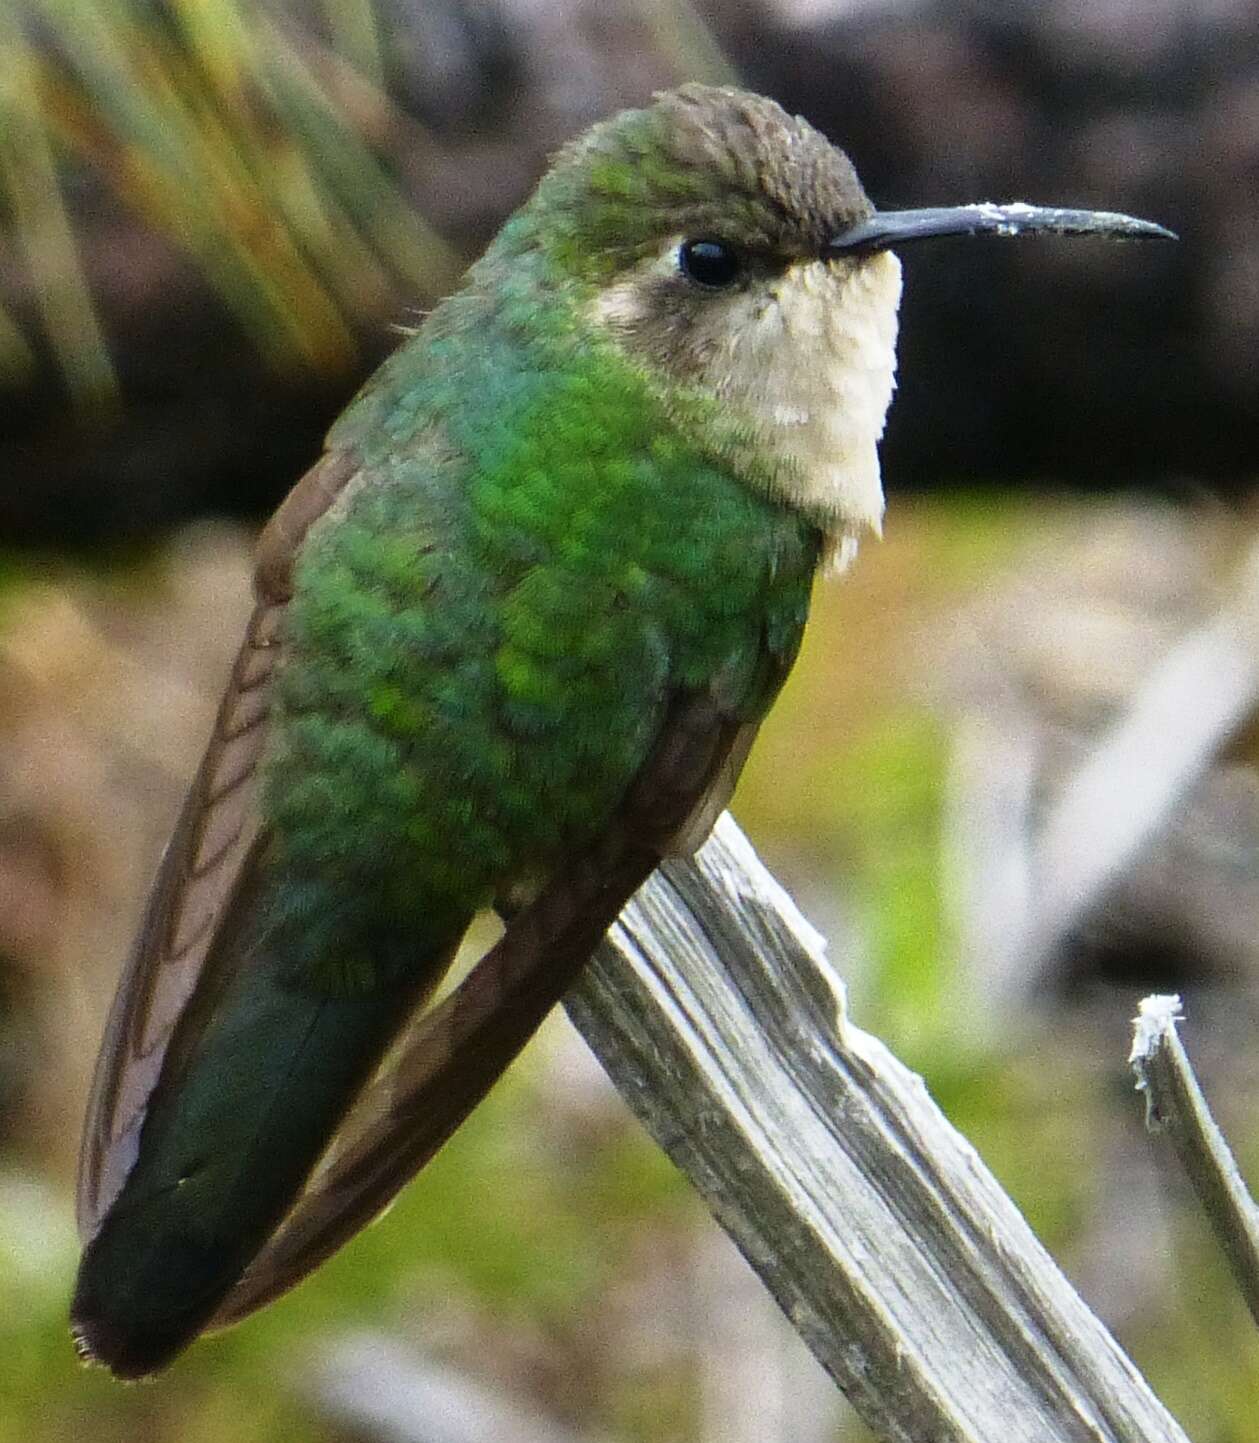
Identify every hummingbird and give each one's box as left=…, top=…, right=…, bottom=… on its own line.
left=71, top=84, right=1172, bottom=1378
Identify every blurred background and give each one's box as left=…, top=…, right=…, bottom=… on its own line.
left=3, top=0, right=1259, bottom=1439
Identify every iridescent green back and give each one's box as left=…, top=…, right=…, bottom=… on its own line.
left=262, top=250, right=820, bottom=990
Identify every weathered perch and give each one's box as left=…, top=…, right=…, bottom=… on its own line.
left=565, top=813, right=1189, bottom=1443
left=1132, top=994, right=1259, bottom=1333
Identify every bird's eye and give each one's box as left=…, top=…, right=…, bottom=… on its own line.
left=678, top=239, right=741, bottom=290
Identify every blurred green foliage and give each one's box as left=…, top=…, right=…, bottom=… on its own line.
left=0, top=0, right=461, bottom=404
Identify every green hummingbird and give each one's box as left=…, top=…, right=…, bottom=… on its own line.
left=71, top=84, right=1171, bottom=1377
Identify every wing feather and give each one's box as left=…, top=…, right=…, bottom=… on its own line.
left=75, top=451, right=360, bottom=1241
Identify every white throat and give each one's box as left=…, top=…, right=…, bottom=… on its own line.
left=728, top=251, right=901, bottom=553
left=592, top=246, right=902, bottom=566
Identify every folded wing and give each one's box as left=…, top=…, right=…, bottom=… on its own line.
left=75, top=450, right=362, bottom=1243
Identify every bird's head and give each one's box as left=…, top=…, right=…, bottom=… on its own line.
left=499, top=85, right=1171, bottom=558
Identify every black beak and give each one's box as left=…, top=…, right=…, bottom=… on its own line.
left=826, top=203, right=1176, bottom=257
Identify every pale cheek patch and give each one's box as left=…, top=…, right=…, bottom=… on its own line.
left=589, top=244, right=903, bottom=550
left=701, top=253, right=901, bottom=544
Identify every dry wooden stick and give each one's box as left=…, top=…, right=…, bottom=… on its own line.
left=1131, top=993, right=1259, bottom=1330
left=566, top=813, right=1189, bottom=1443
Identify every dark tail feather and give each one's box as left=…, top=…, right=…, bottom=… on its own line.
left=70, top=933, right=445, bottom=1378
left=212, top=836, right=661, bottom=1325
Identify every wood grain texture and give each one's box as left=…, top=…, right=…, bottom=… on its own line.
left=1131, top=994, right=1259, bottom=1333
left=566, top=813, right=1190, bottom=1443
